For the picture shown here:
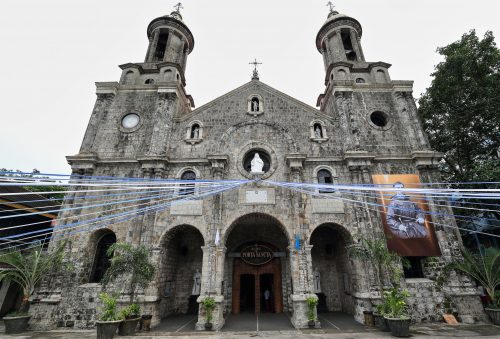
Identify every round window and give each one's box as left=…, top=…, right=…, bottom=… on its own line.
left=370, top=111, right=388, bottom=128
left=121, top=113, right=140, bottom=129
left=243, top=150, right=271, bottom=173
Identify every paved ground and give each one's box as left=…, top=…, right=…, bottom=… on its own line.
left=0, top=315, right=498, bottom=339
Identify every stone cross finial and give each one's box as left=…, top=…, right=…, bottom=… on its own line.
left=173, top=2, right=183, bottom=12
left=326, top=1, right=335, bottom=13
left=249, top=58, right=262, bottom=80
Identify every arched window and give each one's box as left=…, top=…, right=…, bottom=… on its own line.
left=375, top=69, right=386, bottom=83
left=251, top=97, right=260, bottom=112
left=123, top=71, right=135, bottom=85
left=90, top=232, right=116, bottom=283
left=313, top=123, right=323, bottom=138
left=356, top=78, right=365, bottom=84
left=145, top=79, right=155, bottom=85
left=337, top=69, right=347, bottom=80
left=180, top=170, right=196, bottom=195
left=190, top=124, right=200, bottom=139
left=317, top=169, right=334, bottom=193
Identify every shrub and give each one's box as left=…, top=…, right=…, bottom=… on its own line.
left=306, top=297, right=318, bottom=321
left=201, top=297, right=216, bottom=324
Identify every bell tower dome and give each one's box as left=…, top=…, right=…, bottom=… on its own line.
left=144, top=4, right=195, bottom=78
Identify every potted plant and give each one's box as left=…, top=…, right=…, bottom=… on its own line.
left=348, top=237, right=407, bottom=331
left=383, top=288, right=411, bottom=337
left=0, top=241, right=68, bottom=334
left=306, top=296, right=318, bottom=327
left=201, top=297, right=216, bottom=330
left=447, top=247, right=499, bottom=325
left=102, top=243, right=155, bottom=335
left=118, top=303, right=141, bottom=335
left=96, top=292, right=123, bottom=339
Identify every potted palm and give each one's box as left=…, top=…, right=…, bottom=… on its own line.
left=102, top=243, right=155, bottom=336
left=201, top=297, right=216, bottom=330
left=0, top=241, right=67, bottom=334
left=347, top=238, right=405, bottom=332
left=383, top=288, right=411, bottom=337
left=447, top=248, right=499, bottom=325
left=96, top=292, right=123, bottom=339
left=306, top=296, right=318, bottom=327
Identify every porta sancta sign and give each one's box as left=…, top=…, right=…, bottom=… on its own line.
left=240, top=244, right=273, bottom=265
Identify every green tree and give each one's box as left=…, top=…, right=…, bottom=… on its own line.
left=0, top=168, right=67, bottom=200
left=418, top=30, right=500, bottom=184
left=102, top=243, right=155, bottom=304
left=0, top=241, right=68, bottom=313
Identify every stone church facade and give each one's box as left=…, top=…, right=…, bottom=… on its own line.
left=30, top=8, right=486, bottom=330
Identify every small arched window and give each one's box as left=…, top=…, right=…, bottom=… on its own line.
left=180, top=170, right=196, bottom=195
left=337, top=69, right=347, bottom=80
left=190, top=124, right=200, bottom=139
left=375, top=70, right=386, bottom=83
left=123, top=71, right=135, bottom=85
left=356, top=78, right=365, bottom=84
left=90, top=232, right=116, bottom=283
left=145, top=79, right=155, bottom=85
left=317, top=169, right=334, bottom=193
left=251, top=97, right=260, bottom=112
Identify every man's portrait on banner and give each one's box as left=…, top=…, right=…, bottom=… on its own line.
left=372, top=174, right=441, bottom=257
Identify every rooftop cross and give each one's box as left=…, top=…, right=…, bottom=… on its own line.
left=173, top=2, right=183, bottom=13
left=326, top=1, right=335, bottom=13
left=249, top=58, right=262, bottom=80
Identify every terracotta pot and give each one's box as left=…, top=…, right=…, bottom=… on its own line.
left=363, top=310, right=375, bottom=327
left=3, top=315, right=31, bottom=334
left=485, top=308, right=500, bottom=325
left=140, top=314, right=152, bottom=331
left=118, top=317, right=141, bottom=335
left=96, top=320, right=121, bottom=339
left=384, top=316, right=411, bottom=337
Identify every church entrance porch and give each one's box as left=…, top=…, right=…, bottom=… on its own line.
left=224, top=213, right=291, bottom=317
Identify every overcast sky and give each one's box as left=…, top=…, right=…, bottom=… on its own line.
left=1, top=0, right=499, bottom=174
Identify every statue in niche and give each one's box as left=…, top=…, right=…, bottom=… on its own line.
left=192, top=126, right=200, bottom=139
left=313, top=268, right=321, bottom=293
left=251, top=99, right=259, bottom=112
left=314, top=125, right=323, bottom=138
left=250, top=153, right=264, bottom=173
left=191, top=269, right=201, bottom=295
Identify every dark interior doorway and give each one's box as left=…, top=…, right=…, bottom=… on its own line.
left=260, top=274, right=274, bottom=313
left=240, top=274, right=255, bottom=313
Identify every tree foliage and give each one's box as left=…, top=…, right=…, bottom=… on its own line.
left=0, top=241, right=68, bottom=313
left=418, top=30, right=500, bottom=183
left=0, top=168, right=67, bottom=200
left=102, top=243, right=155, bottom=304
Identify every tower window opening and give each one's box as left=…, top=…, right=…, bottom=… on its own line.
left=154, top=32, right=169, bottom=61
left=145, top=79, right=155, bottom=85
left=341, top=30, right=357, bottom=61
left=356, top=78, right=365, bottom=84
left=317, top=169, right=334, bottom=193
left=180, top=170, right=196, bottom=195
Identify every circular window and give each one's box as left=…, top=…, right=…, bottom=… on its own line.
left=243, top=150, right=271, bottom=173
left=121, top=113, right=140, bottom=129
left=370, top=111, right=388, bottom=128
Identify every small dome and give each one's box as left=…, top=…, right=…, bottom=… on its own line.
left=169, top=10, right=183, bottom=21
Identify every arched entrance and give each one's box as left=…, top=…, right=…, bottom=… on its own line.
left=310, top=223, right=355, bottom=315
left=224, top=213, right=290, bottom=315
left=158, top=225, right=204, bottom=318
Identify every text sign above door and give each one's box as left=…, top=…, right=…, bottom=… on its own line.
left=240, top=244, right=273, bottom=266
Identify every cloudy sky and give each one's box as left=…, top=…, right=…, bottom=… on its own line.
left=1, top=0, right=499, bottom=174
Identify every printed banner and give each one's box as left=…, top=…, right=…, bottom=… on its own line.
left=372, top=174, right=441, bottom=257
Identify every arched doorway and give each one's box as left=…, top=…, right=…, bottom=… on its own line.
left=225, top=213, right=290, bottom=315
left=310, top=223, right=355, bottom=315
left=158, top=225, right=204, bottom=318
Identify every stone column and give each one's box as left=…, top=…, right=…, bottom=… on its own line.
left=332, top=31, right=345, bottom=61
left=145, top=29, right=160, bottom=62
left=350, top=29, right=363, bottom=62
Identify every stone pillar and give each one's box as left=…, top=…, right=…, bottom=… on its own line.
left=332, top=31, right=345, bottom=61
left=147, top=91, right=174, bottom=156
left=350, top=29, right=363, bottom=62
left=145, top=29, right=160, bottom=62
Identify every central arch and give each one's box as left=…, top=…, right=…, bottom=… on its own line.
left=224, top=213, right=291, bottom=315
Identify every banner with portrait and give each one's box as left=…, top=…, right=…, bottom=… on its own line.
left=372, top=174, right=441, bottom=257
